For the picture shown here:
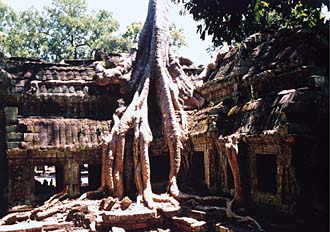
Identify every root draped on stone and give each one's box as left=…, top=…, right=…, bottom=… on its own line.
left=96, top=0, right=202, bottom=209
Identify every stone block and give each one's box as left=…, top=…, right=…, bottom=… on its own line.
left=172, top=216, right=207, bottom=232
left=0, top=221, right=42, bottom=232
left=6, top=132, right=23, bottom=142
left=4, top=107, right=18, bottom=125
left=187, top=210, right=207, bottom=221
left=160, top=206, right=181, bottom=218
left=42, top=222, right=73, bottom=231
left=6, top=125, right=17, bottom=133
left=6, top=142, right=20, bottom=149
left=112, top=227, right=126, bottom=232
left=214, top=223, right=238, bottom=232
left=101, top=208, right=158, bottom=224
left=20, top=142, right=34, bottom=149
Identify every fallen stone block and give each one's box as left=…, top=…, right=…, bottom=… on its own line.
left=98, top=207, right=161, bottom=231
left=0, top=221, right=42, bottom=232
left=160, top=205, right=181, bottom=218
left=214, top=223, right=244, bottom=232
left=120, top=197, right=132, bottom=210
left=187, top=209, right=207, bottom=221
left=172, top=216, right=207, bottom=232
left=112, top=227, right=126, bottom=232
left=42, top=221, right=73, bottom=231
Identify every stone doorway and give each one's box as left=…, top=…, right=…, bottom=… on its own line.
left=191, top=151, right=207, bottom=194
left=80, top=164, right=101, bottom=193
left=150, top=155, right=170, bottom=193
left=255, top=154, right=277, bottom=194
left=34, top=165, right=60, bottom=203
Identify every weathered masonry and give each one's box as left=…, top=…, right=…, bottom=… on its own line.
left=0, top=55, right=201, bottom=211
left=188, top=26, right=329, bottom=214
left=0, top=26, right=328, bottom=220
left=0, top=58, right=115, bottom=208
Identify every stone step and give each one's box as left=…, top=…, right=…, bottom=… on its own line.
left=0, top=221, right=72, bottom=232
left=96, top=208, right=162, bottom=231
left=172, top=216, right=208, bottom=232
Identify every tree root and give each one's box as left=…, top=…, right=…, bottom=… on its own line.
left=0, top=186, right=69, bottom=226
left=179, top=193, right=263, bottom=230
left=78, top=186, right=106, bottom=200
left=226, top=199, right=264, bottom=231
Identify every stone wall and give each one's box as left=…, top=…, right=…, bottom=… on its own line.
left=3, top=106, right=110, bottom=206
left=0, top=57, right=118, bottom=208
left=189, top=26, right=329, bottom=213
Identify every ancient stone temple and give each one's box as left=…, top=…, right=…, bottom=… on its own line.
left=0, top=57, right=117, bottom=208
left=190, top=26, right=329, bottom=216
left=0, top=26, right=328, bottom=231
left=0, top=54, right=201, bottom=210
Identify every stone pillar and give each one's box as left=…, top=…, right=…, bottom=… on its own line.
left=55, top=165, right=64, bottom=192
left=204, top=149, right=211, bottom=189
left=8, top=158, right=29, bottom=206
left=64, top=159, right=80, bottom=197
left=26, top=162, right=35, bottom=205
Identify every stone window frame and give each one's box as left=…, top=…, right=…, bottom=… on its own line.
left=249, top=140, right=282, bottom=206
left=254, top=153, right=278, bottom=194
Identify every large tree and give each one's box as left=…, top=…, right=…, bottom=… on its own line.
left=94, top=0, right=203, bottom=208
left=172, top=0, right=329, bottom=46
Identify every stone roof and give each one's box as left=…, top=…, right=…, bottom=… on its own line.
left=200, top=26, right=329, bottom=104
left=191, top=26, right=329, bottom=138
left=4, top=57, right=98, bottom=97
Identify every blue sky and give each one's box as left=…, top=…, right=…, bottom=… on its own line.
left=2, top=0, right=214, bottom=65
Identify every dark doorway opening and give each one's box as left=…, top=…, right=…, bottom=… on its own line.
left=191, top=152, right=208, bottom=195
left=150, top=155, right=170, bottom=193
left=34, top=165, right=58, bottom=203
left=80, top=164, right=101, bottom=193
left=88, top=164, right=101, bottom=191
left=256, top=154, right=277, bottom=194
left=192, top=152, right=205, bottom=181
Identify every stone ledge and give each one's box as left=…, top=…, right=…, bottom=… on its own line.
left=172, top=216, right=208, bottom=232
left=97, top=208, right=162, bottom=231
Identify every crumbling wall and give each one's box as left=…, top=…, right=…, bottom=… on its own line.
left=189, top=26, right=329, bottom=214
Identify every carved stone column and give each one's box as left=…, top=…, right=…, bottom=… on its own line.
left=64, top=159, right=80, bottom=197
left=204, top=149, right=211, bottom=189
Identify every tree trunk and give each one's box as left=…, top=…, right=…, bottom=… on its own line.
left=97, top=0, right=203, bottom=208
left=224, top=133, right=244, bottom=206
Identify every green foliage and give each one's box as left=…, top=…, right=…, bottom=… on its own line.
left=0, top=0, right=187, bottom=62
left=43, top=0, right=120, bottom=61
left=0, top=2, right=17, bottom=55
left=172, top=0, right=329, bottom=46
left=169, top=23, right=187, bottom=51
left=115, top=21, right=186, bottom=54
left=0, top=0, right=121, bottom=61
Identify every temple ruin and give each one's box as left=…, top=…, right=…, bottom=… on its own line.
left=0, top=25, right=328, bottom=231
